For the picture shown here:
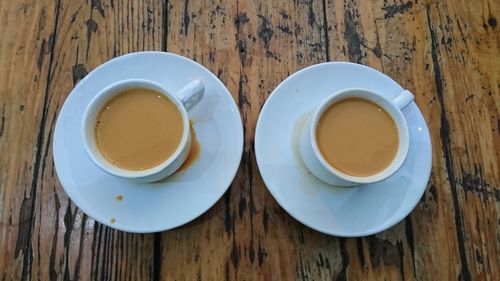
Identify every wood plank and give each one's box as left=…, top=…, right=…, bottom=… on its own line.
left=423, top=1, right=499, bottom=280
left=161, top=0, right=349, bottom=280
left=324, top=0, right=500, bottom=280
left=1, top=0, right=165, bottom=280
left=0, top=1, right=60, bottom=280
left=35, top=0, right=166, bottom=279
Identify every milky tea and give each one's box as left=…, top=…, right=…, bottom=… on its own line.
left=95, top=88, right=183, bottom=170
left=315, top=98, right=399, bottom=177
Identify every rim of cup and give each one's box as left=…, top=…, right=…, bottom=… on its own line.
left=81, top=79, right=190, bottom=179
left=310, top=88, right=410, bottom=184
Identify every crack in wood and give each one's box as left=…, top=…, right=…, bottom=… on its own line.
left=321, top=0, right=330, bottom=61
left=343, top=5, right=364, bottom=63
left=15, top=1, right=62, bottom=279
left=0, top=104, right=5, bottom=139
left=153, top=233, right=162, bottom=281
left=48, top=189, right=60, bottom=281
left=336, top=238, right=349, bottom=281
left=405, top=216, right=417, bottom=279
left=91, top=0, right=105, bottom=17
left=426, top=4, right=472, bottom=281
left=356, top=238, right=365, bottom=269
left=382, top=1, right=413, bottom=19
left=72, top=63, right=88, bottom=86
left=181, top=0, right=190, bottom=36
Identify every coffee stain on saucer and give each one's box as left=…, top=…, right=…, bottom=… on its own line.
left=177, top=121, right=201, bottom=172
left=115, top=195, right=124, bottom=202
left=291, top=110, right=322, bottom=194
left=291, top=110, right=312, bottom=172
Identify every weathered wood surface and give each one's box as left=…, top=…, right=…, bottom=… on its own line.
left=0, top=0, right=498, bottom=280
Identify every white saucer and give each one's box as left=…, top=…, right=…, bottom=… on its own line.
left=54, top=52, right=243, bottom=233
left=255, top=62, right=431, bottom=237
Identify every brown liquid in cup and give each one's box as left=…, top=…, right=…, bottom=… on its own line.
left=95, top=88, right=184, bottom=171
left=316, top=98, right=399, bottom=177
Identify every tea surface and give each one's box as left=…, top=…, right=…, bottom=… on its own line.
left=316, top=98, right=399, bottom=177
left=95, top=88, right=184, bottom=170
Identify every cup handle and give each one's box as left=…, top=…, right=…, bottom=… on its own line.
left=391, top=89, right=414, bottom=110
left=175, top=79, right=205, bottom=111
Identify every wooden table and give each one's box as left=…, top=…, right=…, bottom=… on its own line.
left=1, top=0, right=498, bottom=280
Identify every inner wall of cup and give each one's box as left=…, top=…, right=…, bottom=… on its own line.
left=84, top=87, right=127, bottom=173
left=312, top=91, right=407, bottom=180
left=85, top=81, right=190, bottom=176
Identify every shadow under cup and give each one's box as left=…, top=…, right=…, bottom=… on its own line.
left=302, top=88, right=411, bottom=187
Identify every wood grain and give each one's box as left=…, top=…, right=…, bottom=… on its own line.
left=0, top=1, right=60, bottom=279
left=0, top=0, right=498, bottom=280
left=1, top=0, right=164, bottom=280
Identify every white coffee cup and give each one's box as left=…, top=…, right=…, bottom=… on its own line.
left=299, top=88, right=414, bottom=186
left=81, top=79, right=204, bottom=182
